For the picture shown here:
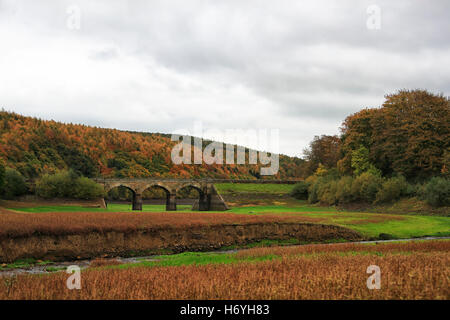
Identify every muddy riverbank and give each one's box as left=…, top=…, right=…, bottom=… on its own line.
left=0, top=222, right=362, bottom=263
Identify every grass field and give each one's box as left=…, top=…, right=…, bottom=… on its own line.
left=1, top=198, right=449, bottom=300
left=1, top=240, right=448, bottom=299
left=214, top=183, right=294, bottom=194
left=8, top=203, right=193, bottom=213
left=5, top=202, right=450, bottom=239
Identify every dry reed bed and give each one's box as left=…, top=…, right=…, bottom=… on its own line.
left=0, top=211, right=322, bottom=239
left=1, top=241, right=448, bottom=300
left=235, top=239, right=450, bottom=258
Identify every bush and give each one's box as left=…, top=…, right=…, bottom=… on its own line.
left=318, top=180, right=338, bottom=205
left=307, top=175, right=339, bottom=205
left=379, top=233, right=395, bottom=240
left=36, top=170, right=104, bottom=200
left=335, top=176, right=354, bottom=204
left=73, top=177, right=105, bottom=200
left=422, top=177, right=450, bottom=207
left=404, top=183, right=419, bottom=197
left=36, top=170, right=77, bottom=198
left=290, top=181, right=309, bottom=200
left=1, top=168, right=27, bottom=199
left=351, top=172, right=383, bottom=203
left=307, top=177, right=326, bottom=204
left=375, top=176, right=409, bottom=204
left=0, top=161, right=5, bottom=191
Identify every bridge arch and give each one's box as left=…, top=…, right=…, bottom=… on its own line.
left=104, top=182, right=137, bottom=194
left=140, top=183, right=176, bottom=211
left=176, top=184, right=209, bottom=211
left=104, top=184, right=141, bottom=210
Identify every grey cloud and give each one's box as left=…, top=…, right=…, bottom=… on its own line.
left=0, top=0, right=449, bottom=157
left=89, top=48, right=119, bottom=61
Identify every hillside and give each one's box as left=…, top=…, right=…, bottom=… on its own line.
left=0, top=111, right=304, bottom=180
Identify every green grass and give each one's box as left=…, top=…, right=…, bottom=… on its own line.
left=228, top=203, right=335, bottom=214
left=109, top=251, right=280, bottom=269
left=102, top=240, right=450, bottom=269
left=341, top=215, right=450, bottom=239
left=0, top=258, right=53, bottom=270
left=220, top=238, right=301, bottom=250
left=45, top=266, right=66, bottom=272
left=9, top=203, right=193, bottom=213
left=215, top=183, right=294, bottom=195
left=226, top=204, right=450, bottom=239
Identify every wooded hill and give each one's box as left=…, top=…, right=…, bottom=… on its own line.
left=0, top=111, right=305, bottom=180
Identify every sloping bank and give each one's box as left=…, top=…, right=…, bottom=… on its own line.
left=0, top=223, right=362, bottom=263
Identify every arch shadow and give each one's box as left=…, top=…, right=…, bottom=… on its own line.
left=105, top=185, right=142, bottom=210
left=177, top=185, right=210, bottom=211
left=141, top=184, right=176, bottom=211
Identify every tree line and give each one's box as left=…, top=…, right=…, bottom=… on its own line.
left=293, top=89, right=449, bottom=207
left=0, top=110, right=304, bottom=181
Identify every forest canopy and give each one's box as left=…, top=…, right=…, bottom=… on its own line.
left=0, top=111, right=304, bottom=180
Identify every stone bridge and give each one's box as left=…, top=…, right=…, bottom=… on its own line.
left=94, top=178, right=229, bottom=211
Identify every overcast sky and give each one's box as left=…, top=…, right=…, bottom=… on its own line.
left=1, top=0, right=449, bottom=157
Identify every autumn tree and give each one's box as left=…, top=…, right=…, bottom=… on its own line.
left=303, top=135, right=341, bottom=175
left=339, top=90, right=449, bottom=179
left=378, top=90, right=449, bottom=179
left=0, top=111, right=305, bottom=180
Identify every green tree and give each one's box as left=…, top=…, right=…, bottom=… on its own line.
left=422, top=177, right=450, bottom=207
left=0, top=160, right=5, bottom=192
left=351, top=172, right=383, bottom=203
left=290, top=181, right=309, bottom=200
left=73, top=177, right=105, bottom=200
left=375, top=176, right=409, bottom=204
left=351, top=146, right=381, bottom=177
left=2, top=168, right=27, bottom=199
left=36, top=170, right=104, bottom=200
left=351, top=146, right=370, bottom=176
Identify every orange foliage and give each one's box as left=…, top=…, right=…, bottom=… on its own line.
left=0, top=111, right=304, bottom=179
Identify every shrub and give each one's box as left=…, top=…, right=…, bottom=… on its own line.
left=1, top=168, right=27, bottom=199
left=318, top=180, right=338, bottom=205
left=0, top=161, right=5, bottom=191
left=290, top=181, right=309, bottom=200
left=36, top=170, right=104, bottom=200
left=36, top=170, right=77, bottom=198
left=307, top=177, right=327, bottom=204
left=422, top=177, right=450, bottom=207
left=351, top=172, right=383, bottom=203
left=375, top=176, right=409, bottom=204
left=405, top=183, right=419, bottom=197
left=379, top=233, right=395, bottom=240
left=73, top=177, right=105, bottom=200
left=335, top=176, right=354, bottom=204
left=307, top=175, right=339, bottom=205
